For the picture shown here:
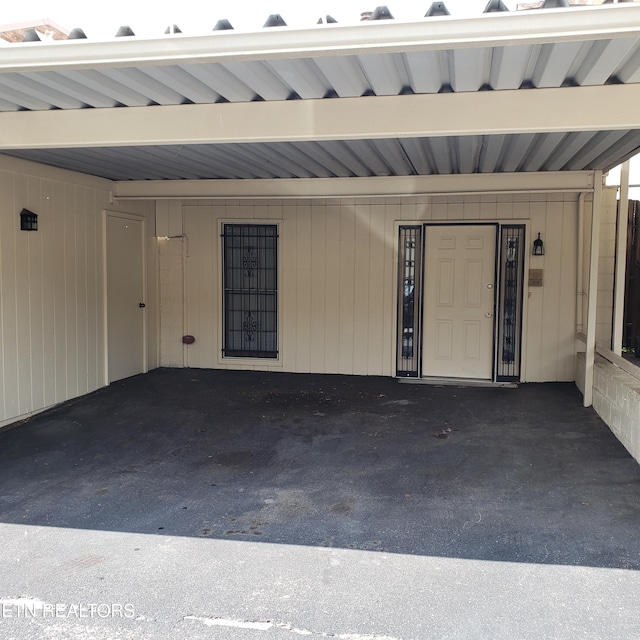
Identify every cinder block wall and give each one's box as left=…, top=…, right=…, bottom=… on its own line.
left=592, top=355, right=640, bottom=463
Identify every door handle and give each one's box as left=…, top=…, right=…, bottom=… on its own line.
left=485, top=311, right=493, bottom=318
left=139, top=303, right=146, bottom=308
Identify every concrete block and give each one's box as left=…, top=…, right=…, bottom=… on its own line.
left=610, top=413, right=623, bottom=440
left=593, top=366, right=604, bottom=391
left=593, top=389, right=611, bottom=425
left=629, top=422, right=640, bottom=461
left=622, top=384, right=639, bottom=418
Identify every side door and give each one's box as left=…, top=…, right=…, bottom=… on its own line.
left=106, top=212, right=146, bottom=382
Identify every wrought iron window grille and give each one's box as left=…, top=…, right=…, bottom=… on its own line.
left=222, top=224, right=278, bottom=358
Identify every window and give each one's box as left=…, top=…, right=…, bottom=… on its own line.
left=396, top=226, right=422, bottom=377
left=496, top=225, right=525, bottom=381
left=222, top=224, right=278, bottom=358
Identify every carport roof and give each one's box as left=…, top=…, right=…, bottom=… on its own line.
left=2, top=4, right=640, bottom=185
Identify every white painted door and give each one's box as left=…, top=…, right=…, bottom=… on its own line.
left=106, top=214, right=146, bottom=382
left=422, top=225, right=496, bottom=379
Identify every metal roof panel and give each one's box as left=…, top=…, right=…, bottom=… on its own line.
left=2, top=6, right=640, bottom=180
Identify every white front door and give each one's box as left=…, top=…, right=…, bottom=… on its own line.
left=422, top=225, right=496, bottom=380
left=106, top=213, right=146, bottom=383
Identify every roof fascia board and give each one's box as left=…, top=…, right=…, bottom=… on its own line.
left=2, top=6, right=640, bottom=72
left=2, top=84, right=639, bottom=150
left=114, top=172, right=595, bottom=200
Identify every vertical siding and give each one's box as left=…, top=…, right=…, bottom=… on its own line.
left=158, top=237, right=185, bottom=367
left=353, top=203, right=371, bottom=376
left=522, top=195, right=578, bottom=382
left=596, top=189, right=617, bottom=348
left=0, top=157, right=158, bottom=427
left=138, top=198, right=159, bottom=371
left=381, top=203, right=398, bottom=376
left=309, top=203, right=326, bottom=373
left=368, top=204, right=386, bottom=375
left=323, top=204, right=341, bottom=373
left=558, top=200, right=579, bottom=380
left=176, top=192, right=580, bottom=381
left=0, top=169, right=19, bottom=420
left=578, top=188, right=617, bottom=350
left=41, top=179, right=57, bottom=408
left=539, top=201, right=564, bottom=380
left=295, top=205, right=312, bottom=373
left=281, top=205, right=297, bottom=373
left=52, top=180, right=68, bottom=404
left=184, top=209, right=217, bottom=368
left=338, top=206, right=356, bottom=374
left=85, top=188, right=99, bottom=393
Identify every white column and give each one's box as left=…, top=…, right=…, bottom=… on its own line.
left=584, top=170, right=603, bottom=407
left=612, top=160, right=630, bottom=355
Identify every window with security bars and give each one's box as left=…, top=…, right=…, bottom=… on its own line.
left=496, top=225, right=525, bottom=381
left=222, top=224, right=278, bottom=358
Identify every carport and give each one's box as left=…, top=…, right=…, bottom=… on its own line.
left=2, top=4, right=640, bottom=459
left=2, top=5, right=640, bottom=635
left=0, top=2, right=640, bottom=430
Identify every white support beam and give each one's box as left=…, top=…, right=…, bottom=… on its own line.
left=584, top=170, right=603, bottom=408
left=114, top=172, right=594, bottom=200
left=2, top=6, right=640, bottom=72
left=613, top=160, right=630, bottom=355
left=1, top=84, right=640, bottom=151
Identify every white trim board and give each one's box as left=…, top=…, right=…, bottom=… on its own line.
left=116, top=172, right=595, bottom=200
left=2, top=6, right=640, bottom=72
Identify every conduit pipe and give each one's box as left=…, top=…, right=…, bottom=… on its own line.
left=577, top=191, right=587, bottom=335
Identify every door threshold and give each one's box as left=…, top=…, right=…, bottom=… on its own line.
left=398, top=377, right=518, bottom=389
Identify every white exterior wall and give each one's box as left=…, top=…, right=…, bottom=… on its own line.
left=0, top=156, right=158, bottom=428
left=578, top=188, right=617, bottom=348
left=596, top=189, right=617, bottom=348
left=159, top=192, right=580, bottom=382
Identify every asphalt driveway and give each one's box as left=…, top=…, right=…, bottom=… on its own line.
left=1, top=369, right=639, bottom=639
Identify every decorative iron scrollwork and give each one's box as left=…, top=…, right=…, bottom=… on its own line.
left=242, top=311, right=257, bottom=342
left=242, top=245, right=258, bottom=277
left=497, top=228, right=524, bottom=377
left=397, top=226, right=422, bottom=376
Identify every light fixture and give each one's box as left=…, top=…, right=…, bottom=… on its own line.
left=532, top=232, right=544, bottom=256
left=20, top=208, right=38, bottom=231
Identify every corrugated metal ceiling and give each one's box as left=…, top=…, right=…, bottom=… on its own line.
left=2, top=36, right=640, bottom=110
left=2, top=5, right=640, bottom=180
left=8, top=130, right=640, bottom=180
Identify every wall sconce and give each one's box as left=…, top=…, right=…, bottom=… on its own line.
left=20, top=208, right=38, bottom=231
left=532, top=232, right=544, bottom=256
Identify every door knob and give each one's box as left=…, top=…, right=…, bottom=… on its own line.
left=139, top=303, right=146, bottom=308
left=487, top=283, right=493, bottom=289
left=485, top=311, right=493, bottom=318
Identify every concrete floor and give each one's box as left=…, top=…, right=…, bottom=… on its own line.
left=1, top=369, right=640, bottom=639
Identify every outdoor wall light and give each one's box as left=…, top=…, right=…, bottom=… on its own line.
left=19, top=208, right=38, bottom=231
left=532, top=232, right=544, bottom=256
